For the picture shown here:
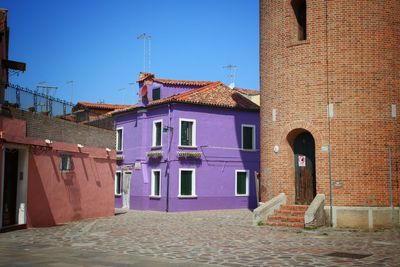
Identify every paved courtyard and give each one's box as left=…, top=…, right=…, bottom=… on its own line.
left=0, top=209, right=399, bottom=266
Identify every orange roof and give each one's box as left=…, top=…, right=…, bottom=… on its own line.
left=234, top=87, right=260, bottom=96
left=137, top=72, right=213, bottom=87
left=112, top=82, right=259, bottom=116
left=75, top=102, right=130, bottom=110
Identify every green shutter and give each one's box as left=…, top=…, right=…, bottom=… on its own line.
left=180, top=121, right=193, bottom=146
left=154, top=171, right=160, bottom=196
left=243, top=127, right=253, bottom=149
left=236, top=172, right=247, bottom=195
left=155, top=122, right=162, bottom=146
left=180, top=171, right=192, bottom=195
left=117, top=129, right=122, bottom=150
left=115, top=173, right=121, bottom=194
left=153, top=88, right=161, bottom=100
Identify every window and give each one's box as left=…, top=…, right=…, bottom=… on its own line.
left=179, top=119, right=196, bottom=147
left=235, top=170, right=249, bottom=196
left=116, top=128, right=123, bottom=151
left=152, top=120, right=163, bottom=147
left=241, top=124, right=255, bottom=150
left=292, top=0, right=307, bottom=41
left=151, top=169, right=161, bottom=197
left=115, top=171, right=122, bottom=195
left=179, top=169, right=196, bottom=197
left=152, top=88, right=161, bottom=101
left=60, top=154, right=73, bottom=171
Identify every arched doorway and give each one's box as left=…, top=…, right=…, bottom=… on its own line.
left=292, top=131, right=316, bottom=205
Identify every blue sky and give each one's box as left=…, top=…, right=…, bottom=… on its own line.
left=2, top=0, right=259, bottom=104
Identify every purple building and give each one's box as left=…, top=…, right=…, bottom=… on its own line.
left=112, top=73, right=260, bottom=212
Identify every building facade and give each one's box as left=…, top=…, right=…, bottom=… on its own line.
left=0, top=107, right=116, bottom=230
left=113, top=74, right=260, bottom=212
left=259, top=0, right=400, bottom=228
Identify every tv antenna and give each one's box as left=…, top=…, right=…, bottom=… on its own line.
left=223, top=64, right=237, bottom=88
left=118, top=87, right=127, bottom=104
left=66, top=80, right=74, bottom=104
left=36, top=82, right=58, bottom=112
left=137, top=33, right=151, bottom=72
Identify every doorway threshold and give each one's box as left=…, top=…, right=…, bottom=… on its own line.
left=0, top=224, right=27, bottom=233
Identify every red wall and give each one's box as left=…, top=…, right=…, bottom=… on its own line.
left=27, top=145, right=115, bottom=227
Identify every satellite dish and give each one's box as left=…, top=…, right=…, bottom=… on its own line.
left=228, top=83, right=235, bottom=89
left=140, top=85, right=148, bottom=97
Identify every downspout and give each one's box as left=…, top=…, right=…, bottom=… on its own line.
left=325, top=0, right=334, bottom=227
left=166, top=103, right=172, bottom=212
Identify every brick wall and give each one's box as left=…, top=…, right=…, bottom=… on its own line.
left=260, top=0, right=400, bottom=207
left=10, top=107, right=115, bottom=149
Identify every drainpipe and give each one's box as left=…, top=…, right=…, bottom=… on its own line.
left=166, top=104, right=172, bottom=212
left=325, top=0, right=333, bottom=227
left=388, top=145, right=395, bottom=226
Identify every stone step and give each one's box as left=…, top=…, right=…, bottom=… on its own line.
left=266, top=221, right=304, bottom=228
left=280, top=205, right=309, bottom=212
left=268, top=215, right=304, bottom=223
left=275, top=209, right=306, bottom=216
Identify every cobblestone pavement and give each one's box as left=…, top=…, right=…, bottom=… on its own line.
left=0, top=209, right=399, bottom=266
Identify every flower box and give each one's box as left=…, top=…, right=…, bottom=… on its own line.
left=146, top=150, right=163, bottom=158
left=177, top=151, right=202, bottom=159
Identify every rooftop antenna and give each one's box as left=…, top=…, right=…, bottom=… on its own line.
left=66, top=80, right=74, bottom=104
left=137, top=33, right=151, bottom=72
left=223, top=64, right=237, bottom=89
left=36, top=82, right=58, bottom=112
left=118, top=87, right=127, bottom=104
left=129, top=82, right=139, bottom=102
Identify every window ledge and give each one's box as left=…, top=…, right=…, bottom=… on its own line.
left=241, top=149, right=257, bottom=152
left=178, top=195, right=197, bottom=199
left=287, top=39, right=310, bottom=48
left=178, top=146, right=197, bottom=149
left=151, top=146, right=162, bottom=150
left=115, top=194, right=122, bottom=197
left=149, top=195, right=161, bottom=199
left=235, top=194, right=249, bottom=197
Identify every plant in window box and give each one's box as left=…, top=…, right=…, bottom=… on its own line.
left=146, top=150, right=163, bottom=158
left=177, top=151, right=202, bottom=159
left=116, top=154, right=124, bottom=161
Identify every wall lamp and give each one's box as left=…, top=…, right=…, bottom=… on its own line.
left=45, top=139, right=53, bottom=144
left=77, top=144, right=84, bottom=148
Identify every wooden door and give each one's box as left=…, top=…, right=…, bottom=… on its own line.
left=294, top=132, right=316, bottom=205
left=2, top=149, right=19, bottom=226
left=122, top=171, right=131, bottom=209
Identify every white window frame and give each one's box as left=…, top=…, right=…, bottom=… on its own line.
left=60, top=153, right=73, bottom=171
left=179, top=118, right=196, bottom=147
left=150, top=169, right=161, bottom=198
left=241, top=124, right=256, bottom=151
left=235, top=170, right=249, bottom=196
left=152, top=120, right=163, bottom=148
left=178, top=168, right=197, bottom=198
left=116, top=127, right=123, bottom=152
left=115, top=171, right=122, bottom=196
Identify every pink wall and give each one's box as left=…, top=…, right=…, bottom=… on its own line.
left=27, top=146, right=115, bottom=227
left=1, top=116, right=116, bottom=228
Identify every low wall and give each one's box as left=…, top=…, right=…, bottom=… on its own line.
left=324, top=206, right=400, bottom=229
left=10, top=107, right=115, bottom=149
left=27, top=146, right=115, bottom=227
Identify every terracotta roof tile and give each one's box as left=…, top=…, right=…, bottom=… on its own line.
left=137, top=72, right=213, bottom=87
left=234, top=87, right=260, bottom=96
left=149, top=82, right=259, bottom=110
left=76, top=102, right=130, bottom=110
left=113, top=82, right=259, bottom=116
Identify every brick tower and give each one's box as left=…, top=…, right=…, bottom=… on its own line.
left=259, top=0, right=400, bottom=228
